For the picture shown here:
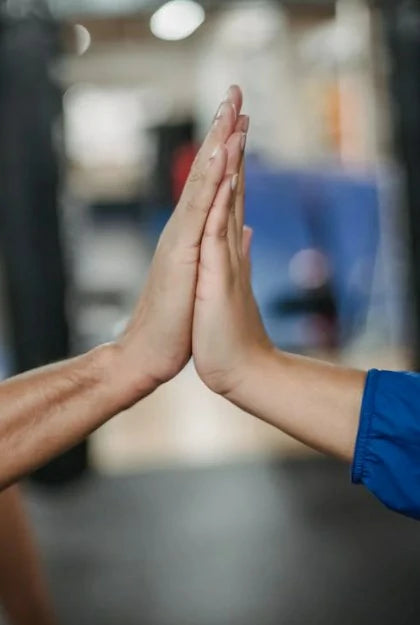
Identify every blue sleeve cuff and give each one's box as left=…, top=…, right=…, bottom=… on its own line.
left=351, top=369, right=380, bottom=485
left=351, top=368, right=420, bottom=520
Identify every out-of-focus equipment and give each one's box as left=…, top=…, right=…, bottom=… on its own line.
left=383, top=0, right=420, bottom=367
left=0, top=4, right=88, bottom=484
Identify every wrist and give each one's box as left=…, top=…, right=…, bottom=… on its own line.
left=223, top=342, right=278, bottom=403
left=89, top=342, right=159, bottom=412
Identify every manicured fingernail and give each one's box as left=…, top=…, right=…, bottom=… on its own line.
left=214, top=101, right=235, bottom=124
left=225, top=86, right=238, bottom=117
left=224, top=87, right=237, bottom=113
left=214, top=104, right=223, bottom=121
left=215, top=102, right=228, bottom=120
left=241, top=132, right=247, bottom=151
left=231, top=174, right=239, bottom=191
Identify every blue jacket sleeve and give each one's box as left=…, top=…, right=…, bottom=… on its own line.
left=352, top=369, right=420, bottom=519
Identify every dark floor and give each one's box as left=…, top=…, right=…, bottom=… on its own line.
left=26, top=458, right=420, bottom=625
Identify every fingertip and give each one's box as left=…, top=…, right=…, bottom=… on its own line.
left=213, top=100, right=237, bottom=129
left=235, top=115, right=250, bottom=134
left=226, top=85, right=243, bottom=116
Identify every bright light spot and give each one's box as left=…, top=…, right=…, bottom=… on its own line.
left=217, top=5, right=281, bottom=49
left=74, top=24, right=92, bottom=56
left=150, top=0, right=205, bottom=41
left=63, top=85, right=144, bottom=167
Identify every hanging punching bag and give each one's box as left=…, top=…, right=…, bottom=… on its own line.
left=0, top=7, right=88, bottom=485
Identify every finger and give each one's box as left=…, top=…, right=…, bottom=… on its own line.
left=203, top=175, right=236, bottom=242
left=202, top=131, right=243, bottom=245
left=193, top=143, right=229, bottom=222
left=172, top=143, right=228, bottom=246
left=224, top=131, right=246, bottom=258
left=225, top=130, right=246, bottom=176
left=242, top=225, right=253, bottom=278
left=226, top=84, right=243, bottom=118
left=182, top=85, right=242, bottom=191
left=235, top=161, right=246, bottom=249
left=234, top=114, right=250, bottom=134
left=175, top=86, right=242, bottom=244
left=199, top=175, right=236, bottom=289
left=242, top=225, right=253, bottom=257
left=233, top=116, right=249, bottom=245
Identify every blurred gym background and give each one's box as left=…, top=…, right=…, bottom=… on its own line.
left=0, top=0, right=420, bottom=623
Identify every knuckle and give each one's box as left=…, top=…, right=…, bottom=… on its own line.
left=188, top=167, right=205, bottom=184
left=203, top=226, right=228, bottom=240
left=185, top=199, right=196, bottom=213
left=186, top=191, right=212, bottom=217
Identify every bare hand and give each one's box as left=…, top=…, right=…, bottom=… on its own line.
left=193, top=129, right=272, bottom=396
left=117, top=87, right=246, bottom=398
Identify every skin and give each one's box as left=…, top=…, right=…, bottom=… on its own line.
left=0, top=84, right=366, bottom=483
left=0, top=85, right=245, bottom=491
left=0, top=83, right=367, bottom=625
left=0, top=85, right=247, bottom=625
left=193, top=122, right=367, bottom=462
left=0, top=487, right=56, bottom=625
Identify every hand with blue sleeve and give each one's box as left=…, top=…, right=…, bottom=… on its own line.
left=192, top=131, right=420, bottom=520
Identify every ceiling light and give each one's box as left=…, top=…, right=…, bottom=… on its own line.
left=150, top=0, right=205, bottom=42
left=74, top=24, right=92, bottom=55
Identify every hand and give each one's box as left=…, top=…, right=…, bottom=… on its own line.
left=116, top=86, right=248, bottom=399
left=193, top=134, right=272, bottom=397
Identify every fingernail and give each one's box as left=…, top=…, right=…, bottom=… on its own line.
left=231, top=174, right=239, bottom=191
left=224, top=87, right=237, bottom=113
left=225, top=86, right=238, bottom=117
left=241, top=132, right=247, bottom=151
left=214, top=101, right=235, bottom=124
left=215, top=102, right=228, bottom=120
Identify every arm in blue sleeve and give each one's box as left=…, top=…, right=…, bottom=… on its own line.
left=352, top=369, right=420, bottom=519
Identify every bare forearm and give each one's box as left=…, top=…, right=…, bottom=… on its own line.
left=0, top=343, right=151, bottom=490
left=228, top=348, right=366, bottom=462
left=0, top=487, right=56, bottom=625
